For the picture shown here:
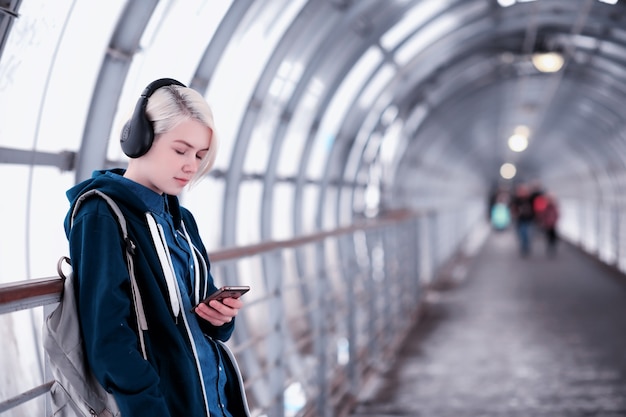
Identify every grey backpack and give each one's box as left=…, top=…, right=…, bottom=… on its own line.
left=43, top=190, right=148, bottom=417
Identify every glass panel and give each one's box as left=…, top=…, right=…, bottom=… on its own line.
left=0, top=165, right=72, bottom=283
left=0, top=309, right=45, bottom=416
left=0, top=165, right=30, bottom=282
left=358, top=63, right=395, bottom=108
left=322, top=186, right=338, bottom=230
left=182, top=177, right=225, bottom=252
left=395, top=7, right=469, bottom=66
left=272, top=182, right=294, bottom=240
left=43, top=2, right=125, bottom=153
left=380, top=116, right=403, bottom=166
left=28, top=168, right=75, bottom=278
left=242, top=60, right=306, bottom=174
left=301, top=184, right=320, bottom=234
left=277, top=78, right=324, bottom=177
left=207, top=0, right=306, bottom=170
left=243, top=117, right=278, bottom=173
left=0, top=1, right=124, bottom=152
left=308, top=47, right=383, bottom=179
left=237, top=181, right=262, bottom=245
left=380, top=1, right=448, bottom=51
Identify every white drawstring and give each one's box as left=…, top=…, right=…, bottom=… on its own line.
left=180, top=221, right=208, bottom=306
left=146, top=213, right=181, bottom=318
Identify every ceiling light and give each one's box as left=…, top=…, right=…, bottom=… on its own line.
left=507, top=125, right=530, bottom=152
left=500, top=163, right=517, bottom=180
left=508, top=134, right=528, bottom=152
left=497, top=0, right=516, bottom=7
left=531, top=52, right=564, bottom=73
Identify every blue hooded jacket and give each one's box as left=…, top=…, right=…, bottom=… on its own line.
left=64, top=169, right=248, bottom=417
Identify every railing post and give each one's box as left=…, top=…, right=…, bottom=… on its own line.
left=263, top=249, right=285, bottom=417
left=342, top=233, right=358, bottom=397
left=313, top=239, right=329, bottom=417
left=412, top=217, right=422, bottom=300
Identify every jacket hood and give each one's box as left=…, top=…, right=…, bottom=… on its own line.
left=65, top=169, right=183, bottom=233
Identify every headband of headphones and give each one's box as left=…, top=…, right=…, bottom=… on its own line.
left=120, top=78, right=186, bottom=158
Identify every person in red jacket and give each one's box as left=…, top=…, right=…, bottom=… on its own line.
left=538, top=192, right=559, bottom=256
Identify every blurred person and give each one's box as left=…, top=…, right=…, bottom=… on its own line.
left=538, top=192, right=560, bottom=256
left=487, top=185, right=500, bottom=220
left=510, top=183, right=535, bottom=256
left=490, top=192, right=511, bottom=231
left=63, top=78, right=250, bottom=416
left=529, top=181, right=547, bottom=226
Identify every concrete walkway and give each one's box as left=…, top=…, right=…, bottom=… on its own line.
left=349, top=228, right=626, bottom=417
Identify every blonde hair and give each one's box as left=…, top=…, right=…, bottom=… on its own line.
left=145, top=85, right=218, bottom=184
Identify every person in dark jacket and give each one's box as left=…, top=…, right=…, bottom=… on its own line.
left=510, top=183, right=535, bottom=256
left=64, top=78, right=250, bottom=416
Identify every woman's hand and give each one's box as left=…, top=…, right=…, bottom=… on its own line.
left=193, top=297, right=243, bottom=326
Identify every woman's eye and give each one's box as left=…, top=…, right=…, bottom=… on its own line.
left=175, top=149, right=185, bottom=155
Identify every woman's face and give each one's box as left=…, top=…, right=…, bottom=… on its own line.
left=126, top=118, right=211, bottom=195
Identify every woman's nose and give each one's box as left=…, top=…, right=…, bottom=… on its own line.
left=184, top=155, right=199, bottom=173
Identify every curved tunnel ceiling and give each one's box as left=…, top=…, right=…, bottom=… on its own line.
left=0, top=0, right=625, bottom=257
left=4, top=2, right=626, bottom=413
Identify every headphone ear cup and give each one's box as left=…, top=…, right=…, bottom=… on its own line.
left=120, top=120, right=131, bottom=143
left=120, top=78, right=186, bottom=158
left=120, top=95, right=153, bottom=158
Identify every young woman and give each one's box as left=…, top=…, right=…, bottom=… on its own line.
left=64, top=78, right=250, bottom=416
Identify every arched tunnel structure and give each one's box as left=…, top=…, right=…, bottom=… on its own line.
left=1, top=1, right=626, bottom=416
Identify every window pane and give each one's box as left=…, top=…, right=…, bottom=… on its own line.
left=0, top=1, right=124, bottom=153
left=182, top=177, right=225, bottom=252
left=208, top=0, right=306, bottom=170
left=308, top=47, right=383, bottom=179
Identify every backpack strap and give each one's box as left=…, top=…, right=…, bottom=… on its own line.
left=69, top=189, right=148, bottom=359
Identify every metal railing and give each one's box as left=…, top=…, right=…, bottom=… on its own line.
left=0, top=206, right=482, bottom=417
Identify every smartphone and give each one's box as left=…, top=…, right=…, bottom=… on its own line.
left=195, top=285, right=250, bottom=309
